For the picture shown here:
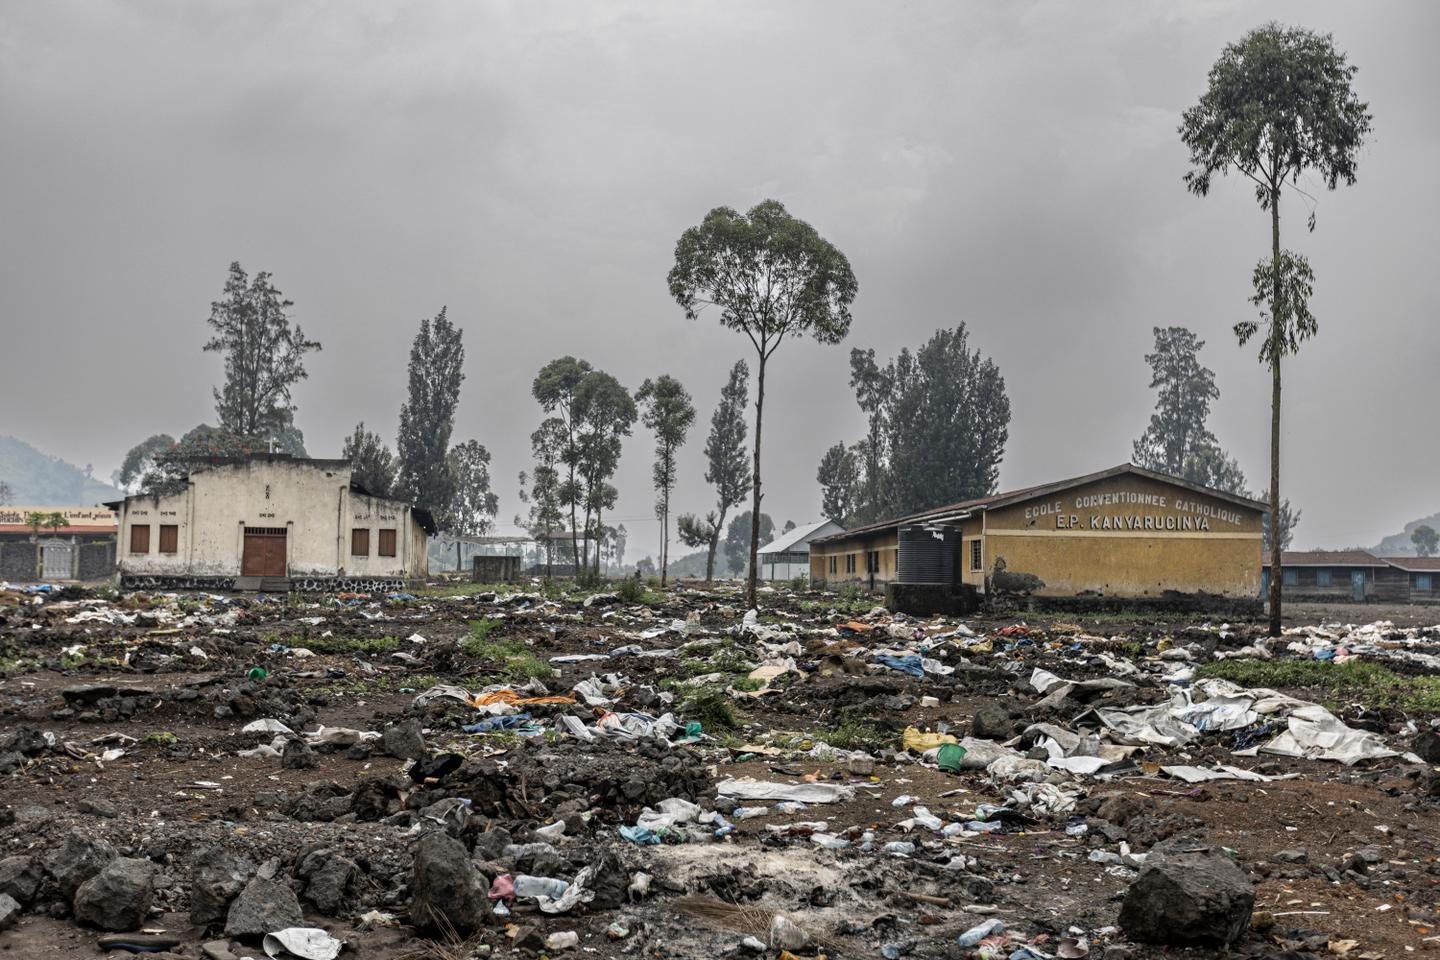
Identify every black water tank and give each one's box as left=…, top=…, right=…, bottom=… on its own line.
left=897, top=524, right=958, bottom=584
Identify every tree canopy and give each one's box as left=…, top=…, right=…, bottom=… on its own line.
left=445, top=439, right=499, bottom=538
left=635, top=374, right=695, bottom=586
left=516, top=418, right=567, bottom=576
left=532, top=356, right=594, bottom=570
left=572, top=368, right=636, bottom=579
left=342, top=422, right=397, bottom=499
left=676, top=359, right=751, bottom=582
left=204, top=262, right=320, bottom=440
left=397, top=308, right=465, bottom=520
left=818, top=325, right=1009, bottom=525
left=724, top=510, right=774, bottom=578
left=669, top=199, right=856, bottom=607
left=1181, top=21, right=1369, bottom=637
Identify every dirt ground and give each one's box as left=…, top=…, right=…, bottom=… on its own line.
left=2, top=581, right=1439, bottom=960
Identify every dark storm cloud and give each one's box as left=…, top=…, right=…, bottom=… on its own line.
left=2, top=1, right=1436, bottom=554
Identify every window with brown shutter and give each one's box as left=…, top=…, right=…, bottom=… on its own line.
left=130, top=524, right=150, bottom=554
left=377, top=529, right=397, bottom=557
left=158, top=525, right=178, bottom=554
left=351, top=528, right=370, bottom=556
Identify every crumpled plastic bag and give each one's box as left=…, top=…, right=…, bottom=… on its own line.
left=538, top=863, right=598, bottom=914
left=903, top=727, right=957, bottom=753
left=262, top=928, right=344, bottom=960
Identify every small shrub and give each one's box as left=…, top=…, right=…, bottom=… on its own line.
left=822, top=716, right=889, bottom=751
left=682, top=686, right=738, bottom=730
left=786, top=574, right=810, bottom=593
left=616, top=577, right=646, bottom=604
left=465, top=618, right=501, bottom=645
left=304, top=635, right=400, bottom=656
left=461, top=620, right=552, bottom=681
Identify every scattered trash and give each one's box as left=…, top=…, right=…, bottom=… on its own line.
left=0, top=583, right=1432, bottom=958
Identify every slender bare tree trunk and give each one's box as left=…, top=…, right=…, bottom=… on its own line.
left=567, top=420, right=580, bottom=574
left=659, top=503, right=669, bottom=587
left=659, top=459, right=670, bottom=585
left=746, top=354, right=765, bottom=609
left=593, top=502, right=603, bottom=580
left=707, top=506, right=726, bottom=584
left=1268, top=190, right=1283, bottom=637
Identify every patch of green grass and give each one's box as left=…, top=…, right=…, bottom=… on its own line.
left=677, top=644, right=754, bottom=679
left=818, top=716, right=891, bottom=752
left=680, top=685, right=738, bottom=731
left=58, top=653, right=87, bottom=670
left=1197, top=659, right=1440, bottom=712
left=145, top=730, right=177, bottom=745
left=461, top=618, right=502, bottom=650
left=303, top=635, right=400, bottom=656
left=418, top=581, right=527, bottom=598
left=460, top=620, right=553, bottom=681
left=0, top=657, right=39, bottom=676
left=729, top=676, right=765, bottom=693
left=678, top=658, right=711, bottom=678
left=795, top=590, right=878, bottom=616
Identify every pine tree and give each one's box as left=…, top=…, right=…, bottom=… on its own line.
left=204, top=262, right=320, bottom=440
left=397, top=308, right=465, bottom=520
left=676, top=360, right=751, bottom=582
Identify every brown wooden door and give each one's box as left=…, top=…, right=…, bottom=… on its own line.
left=242, top=528, right=287, bottom=577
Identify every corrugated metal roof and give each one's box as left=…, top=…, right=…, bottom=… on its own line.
left=756, top=519, right=843, bottom=555
left=1380, top=556, right=1440, bottom=572
left=811, top=463, right=1268, bottom=544
left=1280, top=550, right=1388, bottom=567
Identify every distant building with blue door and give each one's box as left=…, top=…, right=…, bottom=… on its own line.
left=1270, top=550, right=1440, bottom=604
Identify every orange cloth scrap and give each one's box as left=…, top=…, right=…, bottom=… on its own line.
left=470, top=688, right=576, bottom=709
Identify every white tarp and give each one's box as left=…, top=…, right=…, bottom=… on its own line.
left=716, top=779, right=855, bottom=804
left=1161, top=764, right=1293, bottom=783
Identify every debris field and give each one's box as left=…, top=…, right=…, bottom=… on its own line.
left=3, top=580, right=1440, bottom=960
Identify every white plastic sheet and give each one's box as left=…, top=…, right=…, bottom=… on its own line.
left=716, top=779, right=855, bottom=804
left=262, top=928, right=344, bottom=960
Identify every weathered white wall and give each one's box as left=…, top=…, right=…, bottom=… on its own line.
left=117, top=458, right=428, bottom=580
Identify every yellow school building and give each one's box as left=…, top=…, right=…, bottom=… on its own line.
left=809, top=463, right=1266, bottom=602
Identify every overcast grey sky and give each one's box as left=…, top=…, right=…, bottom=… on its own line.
left=2, top=1, right=1436, bottom=557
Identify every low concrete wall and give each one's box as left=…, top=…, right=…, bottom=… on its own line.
left=473, top=555, right=522, bottom=583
